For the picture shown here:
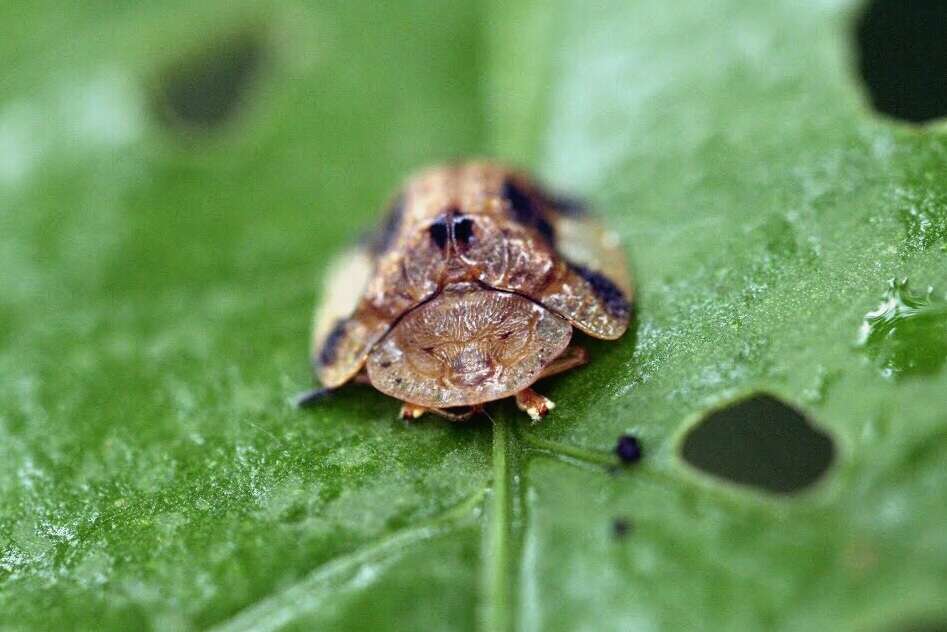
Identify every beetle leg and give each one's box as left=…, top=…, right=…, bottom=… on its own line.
left=516, top=388, right=556, bottom=422
left=512, top=346, right=586, bottom=419
left=297, top=369, right=376, bottom=409
left=400, top=403, right=480, bottom=422
left=400, top=402, right=428, bottom=420
left=294, top=387, right=333, bottom=408
left=430, top=405, right=480, bottom=422
left=538, top=345, right=589, bottom=380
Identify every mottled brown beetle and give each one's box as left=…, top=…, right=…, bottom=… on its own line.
left=297, top=161, right=633, bottom=421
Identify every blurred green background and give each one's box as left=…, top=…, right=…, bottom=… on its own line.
left=1, top=1, right=946, bottom=630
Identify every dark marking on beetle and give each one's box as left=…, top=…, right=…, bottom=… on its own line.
left=501, top=179, right=556, bottom=244
left=371, top=195, right=405, bottom=254
left=571, top=262, right=631, bottom=318
left=501, top=180, right=533, bottom=221
left=453, top=216, right=475, bottom=245
left=611, top=517, right=633, bottom=539
left=549, top=194, right=587, bottom=217
left=318, top=319, right=348, bottom=366
left=428, top=216, right=450, bottom=250
left=535, top=215, right=556, bottom=243
left=615, top=434, right=643, bottom=464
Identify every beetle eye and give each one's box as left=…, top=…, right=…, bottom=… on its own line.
left=428, top=217, right=449, bottom=249
left=452, top=216, right=475, bottom=245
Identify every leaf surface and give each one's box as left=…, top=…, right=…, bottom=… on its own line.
left=1, top=1, right=946, bottom=631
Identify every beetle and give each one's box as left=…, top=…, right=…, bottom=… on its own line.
left=297, top=161, right=633, bottom=421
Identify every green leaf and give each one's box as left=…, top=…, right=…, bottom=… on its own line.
left=2, top=1, right=946, bottom=631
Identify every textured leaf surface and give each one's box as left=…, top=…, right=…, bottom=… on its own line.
left=1, top=1, right=946, bottom=631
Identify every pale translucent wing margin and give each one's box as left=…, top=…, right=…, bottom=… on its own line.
left=312, top=247, right=373, bottom=349
left=532, top=262, right=631, bottom=340
left=311, top=247, right=381, bottom=388
left=460, top=209, right=633, bottom=341
left=488, top=172, right=634, bottom=339
left=535, top=199, right=634, bottom=339
left=312, top=224, right=447, bottom=388
left=552, top=213, right=633, bottom=297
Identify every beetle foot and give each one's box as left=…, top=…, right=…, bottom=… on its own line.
left=400, top=403, right=479, bottom=422
left=433, top=405, right=478, bottom=422
left=400, top=402, right=427, bottom=420
left=516, top=388, right=555, bottom=422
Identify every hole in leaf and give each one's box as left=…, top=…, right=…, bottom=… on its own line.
left=611, top=517, right=632, bottom=539
left=153, top=29, right=267, bottom=133
left=881, top=618, right=947, bottom=632
left=680, top=394, right=835, bottom=494
left=854, top=0, right=947, bottom=123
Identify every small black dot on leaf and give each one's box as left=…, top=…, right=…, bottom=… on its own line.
left=615, top=434, right=643, bottom=464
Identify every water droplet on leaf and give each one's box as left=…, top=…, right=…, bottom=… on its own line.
left=856, top=279, right=947, bottom=380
